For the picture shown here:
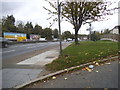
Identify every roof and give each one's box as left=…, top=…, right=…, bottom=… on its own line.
left=113, top=25, right=120, bottom=29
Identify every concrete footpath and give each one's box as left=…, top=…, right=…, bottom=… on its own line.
left=27, top=60, right=119, bottom=88
left=2, top=42, right=71, bottom=88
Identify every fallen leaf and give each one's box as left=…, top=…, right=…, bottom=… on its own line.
left=106, top=62, right=111, bottom=65
left=93, top=61, right=96, bottom=63
left=52, top=76, right=56, bottom=80
left=43, top=81, right=46, bottom=82
left=95, top=62, right=100, bottom=66
left=64, top=78, right=68, bottom=80
left=86, top=67, right=92, bottom=72
left=76, top=66, right=80, bottom=68
left=82, top=68, right=86, bottom=71
left=64, top=69, right=68, bottom=71
left=34, top=83, right=36, bottom=86
left=96, top=70, right=99, bottom=72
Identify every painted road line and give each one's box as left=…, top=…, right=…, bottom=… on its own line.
left=3, top=50, right=15, bottom=53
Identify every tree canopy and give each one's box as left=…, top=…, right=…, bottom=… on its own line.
left=53, top=29, right=59, bottom=38
left=2, top=15, right=59, bottom=40
left=44, top=0, right=118, bottom=44
left=2, top=15, right=17, bottom=32
left=62, top=31, right=72, bottom=40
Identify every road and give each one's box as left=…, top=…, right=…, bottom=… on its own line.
left=2, top=41, right=68, bottom=68
left=3, top=42, right=61, bottom=60
left=1, top=41, right=71, bottom=88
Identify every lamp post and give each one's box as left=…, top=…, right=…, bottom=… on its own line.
left=86, top=23, right=92, bottom=41
left=57, top=0, right=62, bottom=54
left=87, top=23, right=92, bottom=41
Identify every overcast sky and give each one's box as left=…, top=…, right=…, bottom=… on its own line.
left=1, top=0, right=120, bottom=34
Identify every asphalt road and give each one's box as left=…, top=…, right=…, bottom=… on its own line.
left=1, top=41, right=71, bottom=88
left=2, top=41, right=69, bottom=68
left=29, top=60, right=118, bottom=88
left=2, top=42, right=61, bottom=60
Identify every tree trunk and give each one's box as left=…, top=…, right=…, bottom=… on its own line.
left=75, top=28, right=79, bottom=45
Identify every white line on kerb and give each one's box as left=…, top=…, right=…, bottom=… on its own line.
left=3, top=50, right=15, bottom=53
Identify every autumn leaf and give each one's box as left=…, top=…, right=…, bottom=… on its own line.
left=52, top=76, right=56, bottom=79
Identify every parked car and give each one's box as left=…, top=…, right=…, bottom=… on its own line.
left=0, top=37, right=9, bottom=48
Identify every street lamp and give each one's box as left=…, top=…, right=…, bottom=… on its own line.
left=86, top=23, right=92, bottom=41
left=57, top=0, right=62, bottom=54
left=89, top=23, right=92, bottom=41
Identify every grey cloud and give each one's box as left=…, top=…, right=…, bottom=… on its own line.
left=2, top=2, right=25, bottom=16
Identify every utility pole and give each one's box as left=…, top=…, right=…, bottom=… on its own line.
left=89, top=23, right=92, bottom=41
left=57, top=0, right=62, bottom=54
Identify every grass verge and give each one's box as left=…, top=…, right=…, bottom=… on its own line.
left=45, top=41, right=118, bottom=72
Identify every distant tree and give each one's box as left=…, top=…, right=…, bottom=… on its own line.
left=71, top=33, right=75, bottom=40
left=44, top=0, right=118, bottom=45
left=24, top=22, right=33, bottom=34
left=44, top=28, right=53, bottom=40
left=33, top=24, right=43, bottom=35
left=16, top=21, right=25, bottom=33
left=62, top=31, right=72, bottom=40
left=53, top=29, right=59, bottom=38
left=2, top=15, right=17, bottom=32
left=103, top=29, right=111, bottom=34
left=91, top=31, right=100, bottom=41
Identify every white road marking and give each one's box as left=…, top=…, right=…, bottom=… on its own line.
left=17, top=50, right=59, bottom=65
left=3, top=50, right=15, bottom=53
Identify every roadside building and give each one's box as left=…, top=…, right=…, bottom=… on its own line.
left=101, top=25, right=120, bottom=42
left=79, top=35, right=89, bottom=41
left=110, top=25, right=119, bottom=34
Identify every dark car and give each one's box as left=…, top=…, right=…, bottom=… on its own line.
left=0, top=37, right=9, bottom=48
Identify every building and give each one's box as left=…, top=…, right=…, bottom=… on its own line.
left=101, top=25, right=120, bottom=42
left=110, top=25, right=119, bottom=34
left=79, top=35, right=89, bottom=41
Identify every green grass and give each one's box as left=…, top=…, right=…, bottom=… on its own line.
left=45, top=41, right=118, bottom=72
